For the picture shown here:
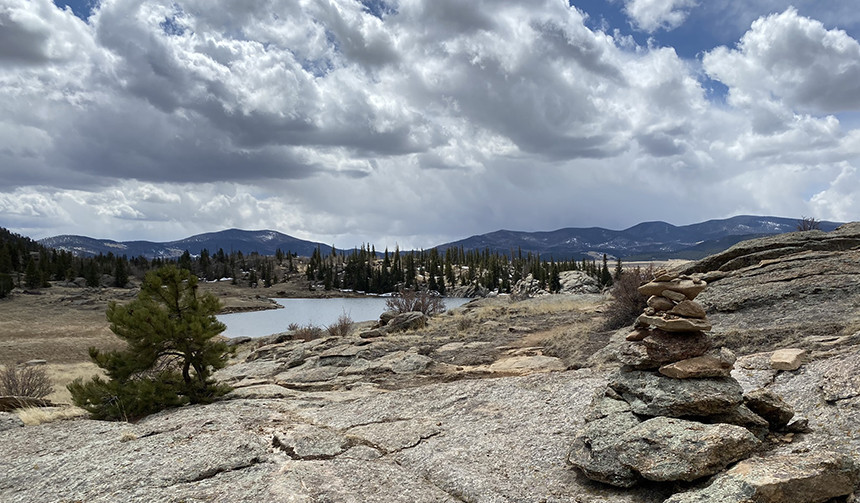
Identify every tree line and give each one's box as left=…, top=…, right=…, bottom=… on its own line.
left=1, top=226, right=617, bottom=298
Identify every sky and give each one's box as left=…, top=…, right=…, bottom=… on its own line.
left=1, top=0, right=859, bottom=250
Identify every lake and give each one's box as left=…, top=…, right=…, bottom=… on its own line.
left=218, top=297, right=472, bottom=338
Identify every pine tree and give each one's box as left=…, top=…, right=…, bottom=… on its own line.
left=24, top=256, right=40, bottom=289
left=614, top=257, right=623, bottom=281
left=68, top=266, right=231, bottom=420
left=114, top=257, right=129, bottom=288
left=600, top=254, right=613, bottom=287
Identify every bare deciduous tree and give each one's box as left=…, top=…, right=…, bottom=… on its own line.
left=797, top=216, right=821, bottom=231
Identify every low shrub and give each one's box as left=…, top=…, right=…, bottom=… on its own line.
left=602, top=266, right=652, bottom=330
left=385, top=289, right=446, bottom=316
left=0, top=364, right=54, bottom=399
left=291, top=324, right=324, bottom=341
left=327, top=312, right=353, bottom=337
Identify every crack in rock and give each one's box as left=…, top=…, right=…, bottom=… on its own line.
left=184, top=456, right=266, bottom=483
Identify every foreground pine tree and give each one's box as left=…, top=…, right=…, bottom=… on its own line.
left=69, top=265, right=231, bottom=421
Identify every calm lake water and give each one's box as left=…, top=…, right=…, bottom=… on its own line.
left=218, top=297, right=471, bottom=338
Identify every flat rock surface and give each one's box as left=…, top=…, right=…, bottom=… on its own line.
left=0, top=370, right=674, bottom=503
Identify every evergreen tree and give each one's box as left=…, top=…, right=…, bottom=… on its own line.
left=600, top=254, right=613, bottom=287
left=114, top=257, right=129, bottom=288
left=614, top=257, right=624, bottom=281
left=24, top=257, right=40, bottom=289
left=179, top=250, right=192, bottom=272
left=85, top=260, right=100, bottom=287
left=68, top=266, right=231, bottom=420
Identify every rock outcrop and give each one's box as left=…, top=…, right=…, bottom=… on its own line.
left=682, top=222, right=860, bottom=357
left=567, top=267, right=855, bottom=499
left=511, top=270, right=600, bottom=299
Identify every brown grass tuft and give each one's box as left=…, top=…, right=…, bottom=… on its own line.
left=15, top=406, right=88, bottom=426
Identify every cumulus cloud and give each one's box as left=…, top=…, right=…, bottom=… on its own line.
left=704, top=8, right=860, bottom=114
left=0, top=0, right=858, bottom=247
left=623, top=0, right=697, bottom=33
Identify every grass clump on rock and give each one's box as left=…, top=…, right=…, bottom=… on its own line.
left=68, top=265, right=231, bottom=421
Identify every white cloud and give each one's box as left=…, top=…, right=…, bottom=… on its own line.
left=704, top=8, right=860, bottom=114
left=623, top=0, right=697, bottom=33
left=0, top=1, right=858, bottom=248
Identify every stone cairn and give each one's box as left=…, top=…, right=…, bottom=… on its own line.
left=568, top=269, right=802, bottom=489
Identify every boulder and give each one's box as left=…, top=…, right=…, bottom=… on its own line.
left=568, top=396, right=643, bottom=488
left=743, top=388, right=795, bottom=429
left=636, top=314, right=712, bottom=333
left=385, top=312, right=429, bottom=333
left=617, top=417, right=760, bottom=482
left=770, top=348, right=807, bottom=371
left=558, top=270, right=601, bottom=294
left=638, top=279, right=707, bottom=300
left=664, top=451, right=860, bottom=503
left=379, top=311, right=397, bottom=326
left=659, top=348, right=735, bottom=379
left=609, top=370, right=744, bottom=418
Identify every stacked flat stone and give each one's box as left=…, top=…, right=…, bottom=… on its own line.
left=568, top=270, right=800, bottom=489
left=620, top=270, right=734, bottom=379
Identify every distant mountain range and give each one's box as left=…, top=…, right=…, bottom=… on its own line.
left=38, top=215, right=844, bottom=260
left=435, top=215, right=843, bottom=260
left=39, top=229, right=328, bottom=259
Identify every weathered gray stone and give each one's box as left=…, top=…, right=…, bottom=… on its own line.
left=709, top=404, right=770, bottom=438
left=617, top=417, right=760, bottom=482
left=609, top=370, right=744, bottom=418
left=379, top=310, right=397, bottom=325
left=744, top=388, right=795, bottom=429
left=636, top=314, right=712, bottom=333
left=664, top=451, right=860, bottom=503
left=568, top=409, right=642, bottom=487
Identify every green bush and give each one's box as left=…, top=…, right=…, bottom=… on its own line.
left=69, top=266, right=231, bottom=421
